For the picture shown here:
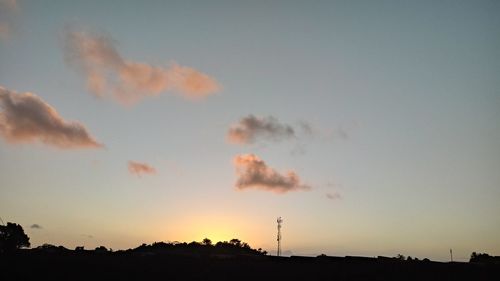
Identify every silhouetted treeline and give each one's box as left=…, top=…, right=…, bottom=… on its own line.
left=127, top=238, right=267, bottom=257
left=2, top=222, right=500, bottom=280
left=24, top=238, right=267, bottom=257
left=470, top=252, right=500, bottom=264
left=3, top=248, right=500, bottom=281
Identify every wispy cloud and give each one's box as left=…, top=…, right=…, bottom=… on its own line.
left=227, top=115, right=295, bottom=144
left=0, top=86, right=103, bottom=149
left=326, top=192, right=341, bottom=200
left=128, top=161, right=156, bottom=177
left=299, top=121, right=353, bottom=141
left=30, top=224, right=42, bottom=229
left=0, top=0, right=18, bottom=40
left=63, top=28, right=221, bottom=105
left=233, top=154, right=310, bottom=193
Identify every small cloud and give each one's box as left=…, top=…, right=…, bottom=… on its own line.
left=128, top=161, right=156, bottom=177
left=301, top=121, right=352, bottom=141
left=63, top=28, right=221, bottom=105
left=326, top=192, right=341, bottom=200
left=0, top=86, right=103, bottom=149
left=81, top=234, right=93, bottom=239
left=233, top=154, right=310, bottom=194
left=30, top=224, right=42, bottom=229
left=227, top=115, right=295, bottom=144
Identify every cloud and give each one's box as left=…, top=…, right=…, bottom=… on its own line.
left=63, top=29, right=221, bottom=105
left=233, top=154, right=310, bottom=193
left=30, top=224, right=42, bottom=229
left=227, top=116, right=354, bottom=150
left=299, top=121, right=352, bottom=141
left=128, top=161, right=156, bottom=176
left=326, top=192, right=341, bottom=200
left=0, top=0, right=18, bottom=40
left=227, top=115, right=296, bottom=144
left=0, top=86, right=103, bottom=149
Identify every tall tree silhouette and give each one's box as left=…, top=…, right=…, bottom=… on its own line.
left=0, top=222, right=30, bottom=253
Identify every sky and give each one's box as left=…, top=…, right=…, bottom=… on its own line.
left=1, top=0, right=499, bottom=261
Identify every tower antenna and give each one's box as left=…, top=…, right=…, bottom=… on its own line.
left=277, top=217, right=283, bottom=257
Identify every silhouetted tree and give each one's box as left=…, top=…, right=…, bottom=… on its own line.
left=470, top=252, right=496, bottom=263
left=95, top=246, right=108, bottom=252
left=0, top=222, right=30, bottom=253
left=202, top=238, right=212, bottom=246
left=35, top=244, right=69, bottom=253
left=471, top=252, right=478, bottom=261
left=395, top=254, right=405, bottom=260
left=257, top=248, right=268, bottom=255
left=229, top=238, right=241, bottom=247
left=38, top=243, right=57, bottom=249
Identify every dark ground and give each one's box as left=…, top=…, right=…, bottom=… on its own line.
left=2, top=250, right=499, bottom=281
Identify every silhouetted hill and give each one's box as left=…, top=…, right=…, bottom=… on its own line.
left=124, top=239, right=267, bottom=258
left=1, top=228, right=498, bottom=281
left=2, top=245, right=499, bottom=281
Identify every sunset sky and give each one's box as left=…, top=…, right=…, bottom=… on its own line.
left=1, top=0, right=499, bottom=261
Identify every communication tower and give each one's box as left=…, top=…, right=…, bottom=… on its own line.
left=277, top=217, right=283, bottom=256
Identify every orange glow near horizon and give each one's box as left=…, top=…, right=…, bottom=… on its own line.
left=153, top=213, right=265, bottom=248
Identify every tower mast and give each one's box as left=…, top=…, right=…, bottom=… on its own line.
left=277, top=217, right=283, bottom=256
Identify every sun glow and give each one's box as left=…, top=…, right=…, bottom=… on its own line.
left=184, top=219, right=245, bottom=243
left=160, top=213, right=261, bottom=246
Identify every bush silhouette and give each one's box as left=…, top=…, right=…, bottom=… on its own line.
left=470, top=252, right=499, bottom=264
left=95, top=246, right=108, bottom=252
left=202, top=238, right=212, bottom=246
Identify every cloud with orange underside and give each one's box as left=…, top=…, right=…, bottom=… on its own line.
left=0, top=86, right=103, bottom=149
left=128, top=161, right=157, bottom=177
left=233, top=154, right=310, bottom=194
left=64, top=28, right=221, bottom=105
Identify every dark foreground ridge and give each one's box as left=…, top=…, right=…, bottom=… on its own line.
left=2, top=223, right=500, bottom=280
left=2, top=242, right=500, bottom=281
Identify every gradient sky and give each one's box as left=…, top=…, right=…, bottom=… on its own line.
left=1, top=0, right=499, bottom=261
